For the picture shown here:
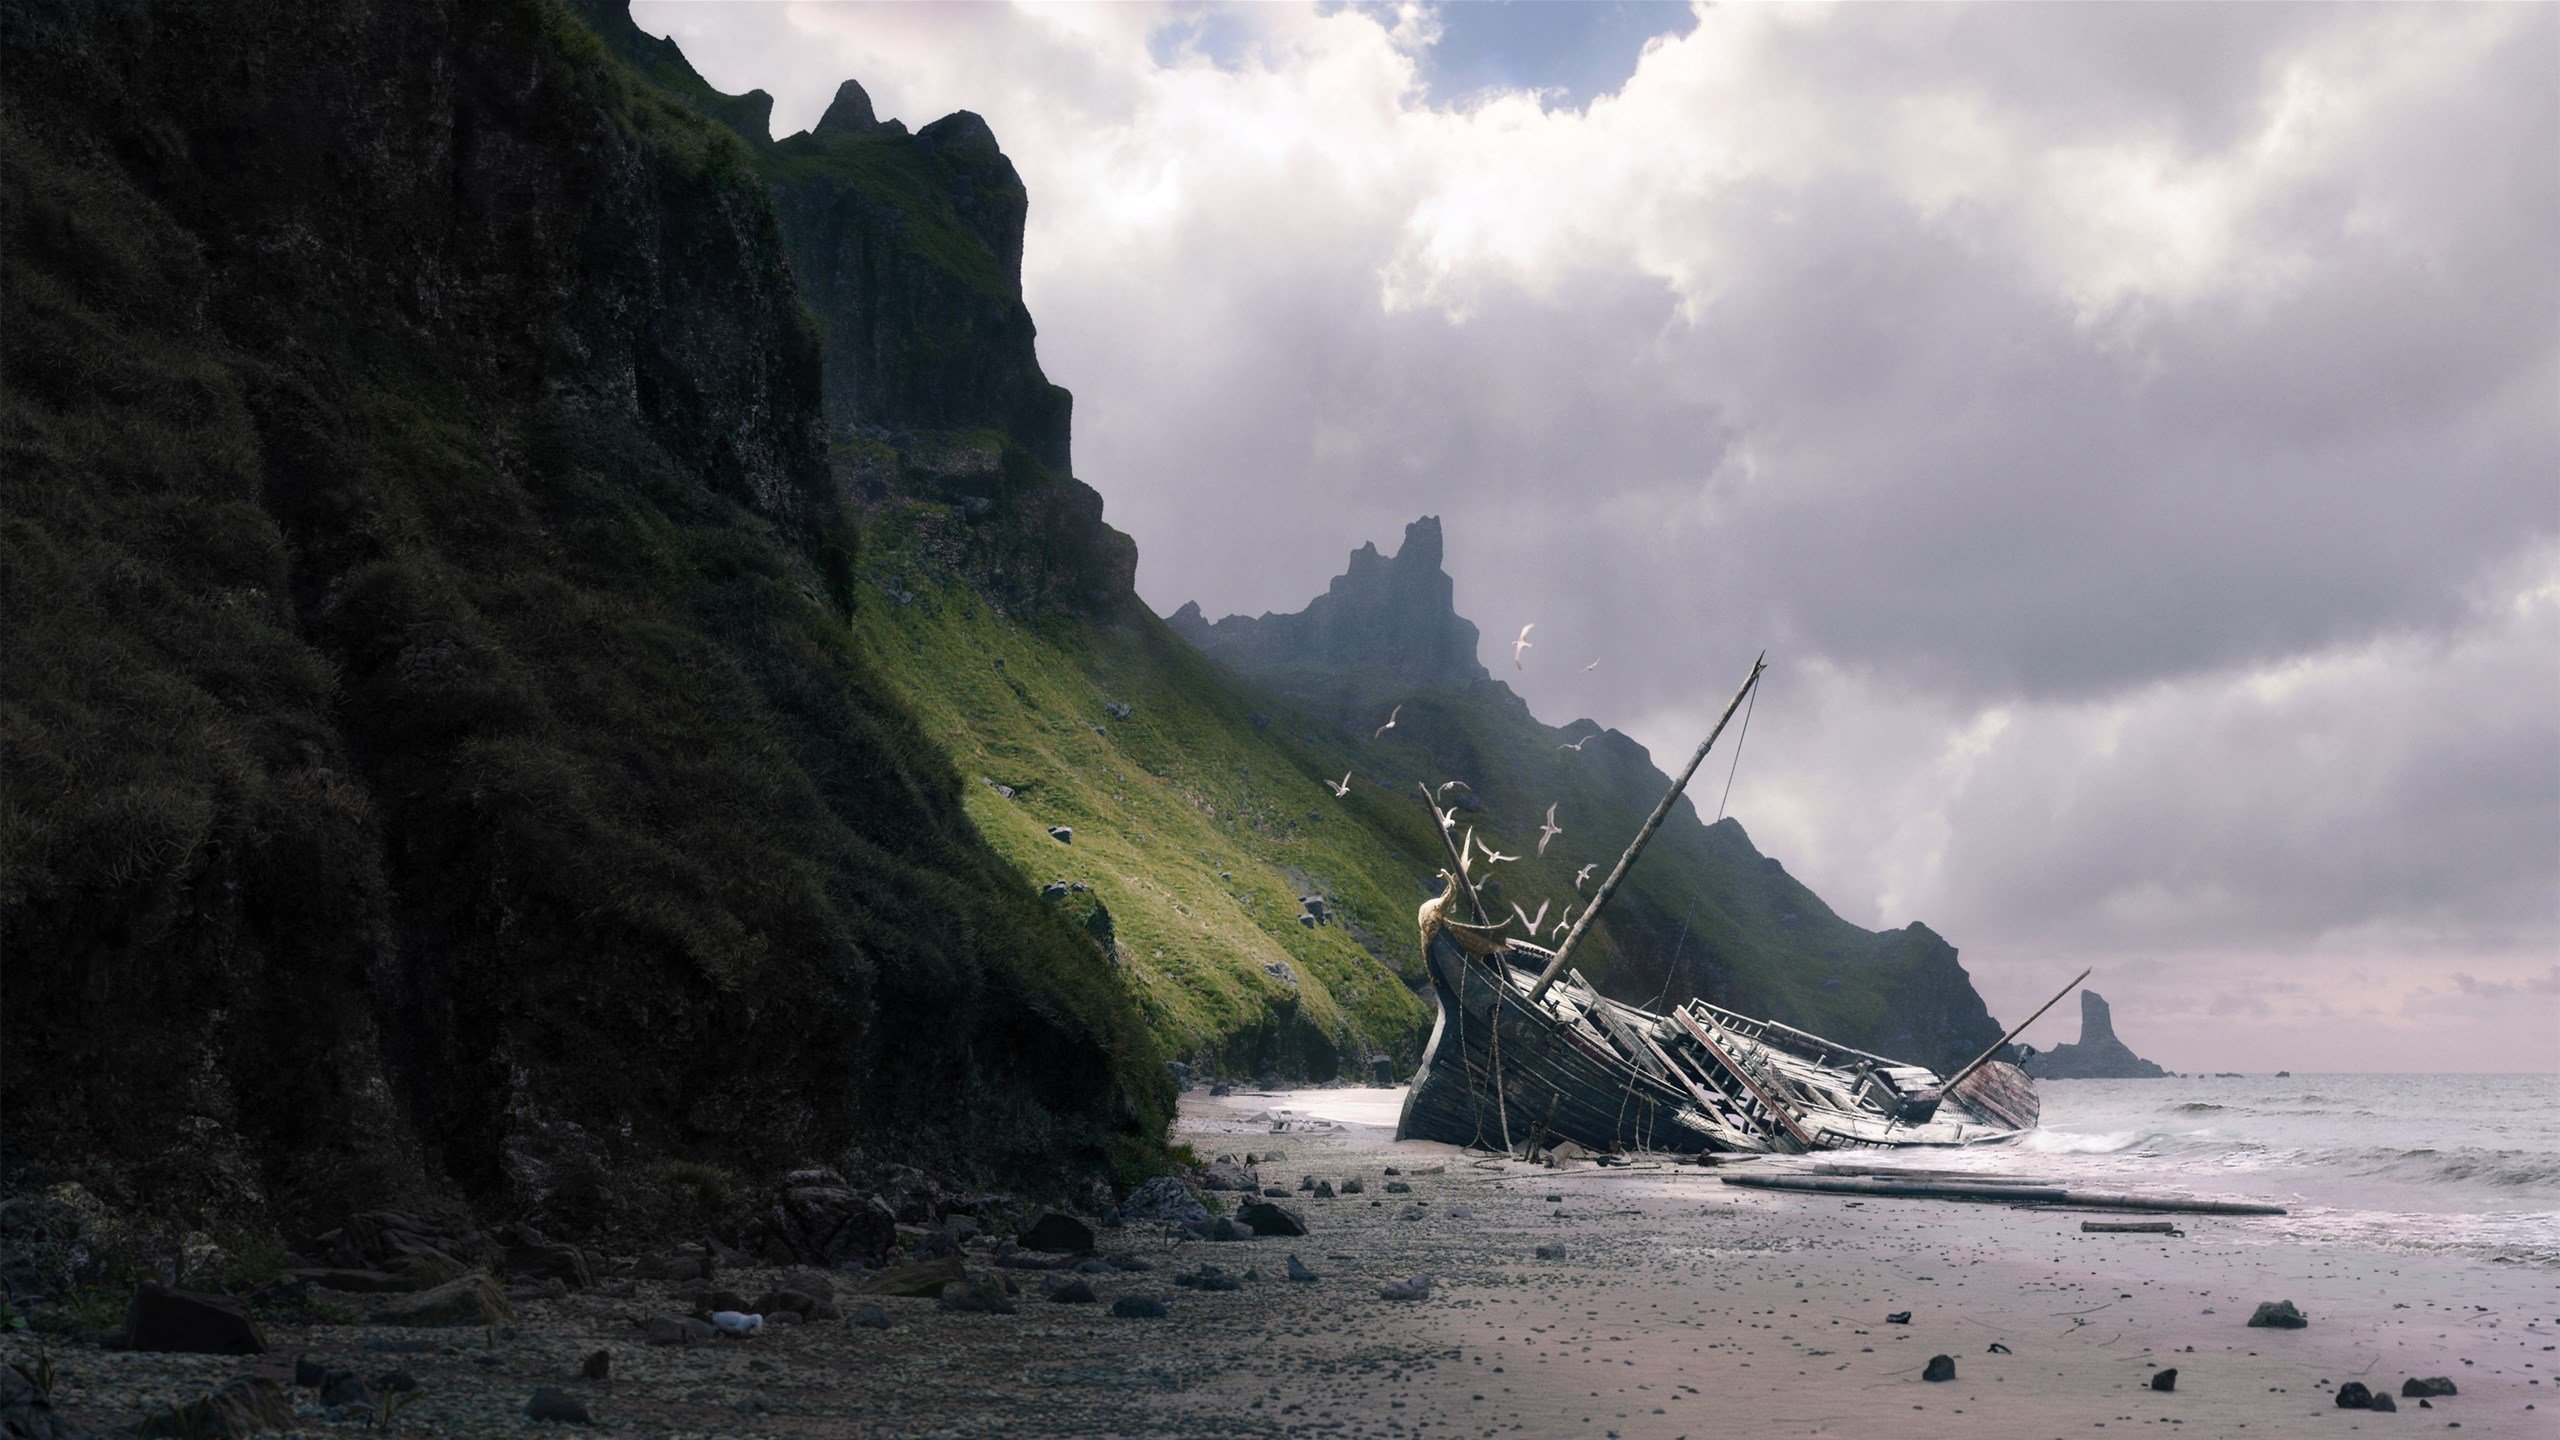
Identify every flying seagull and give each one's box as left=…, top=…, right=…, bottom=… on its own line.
left=1458, top=827, right=1476, bottom=877
left=1584, top=658, right=1600, bottom=671
left=1475, top=834, right=1518, bottom=867
left=1435, top=779, right=1470, bottom=798
left=1513, top=624, right=1534, bottom=669
left=1573, top=862, right=1596, bottom=891
left=1327, top=771, right=1352, bottom=798
left=1510, top=898, right=1550, bottom=935
left=1372, top=704, right=1400, bottom=740
left=1537, top=803, right=1562, bottom=855
left=1551, top=904, right=1579, bottom=940
left=1558, top=734, right=1592, bottom=753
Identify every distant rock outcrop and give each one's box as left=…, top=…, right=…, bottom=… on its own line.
left=2023, top=992, right=2168, bottom=1079
left=1169, top=518, right=1490, bottom=688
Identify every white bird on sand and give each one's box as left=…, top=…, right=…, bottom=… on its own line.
left=1327, top=771, right=1352, bottom=798
left=1537, top=803, right=1562, bottom=855
left=1373, top=704, right=1400, bottom=740
left=1584, top=658, right=1600, bottom=671
left=1573, top=862, right=1596, bottom=891
left=1510, top=899, right=1550, bottom=935
left=1513, top=624, right=1534, bottom=669
left=1558, top=734, right=1592, bottom=753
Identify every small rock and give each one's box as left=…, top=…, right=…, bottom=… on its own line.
left=1019, top=1211, right=1096, bottom=1254
left=581, top=1350, right=610, bottom=1381
left=1340, top=1179, right=1365, bottom=1195
left=708, top=1311, right=762, bottom=1336
left=1384, top=1181, right=1411, bottom=1194
left=293, top=1356, right=326, bottom=1388
left=2403, top=1378, right=2458, bottom=1397
left=1049, top=826, right=1073, bottom=844
left=124, top=1284, right=269, bottom=1355
left=1286, top=1255, right=1319, bottom=1282
left=1119, top=1176, right=1209, bottom=1227
left=1237, top=1200, right=1307, bottom=1237
left=2247, top=1299, right=2308, bottom=1329
left=938, top=1278, right=1015, bottom=1314
left=1044, top=1279, right=1097, bottom=1304
left=1042, top=882, right=1070, bottom=900
left=526, top=1386, right=591, bottom=1424
left=319, top=1370, right=375, bottom=1410
left=2337, top=1381, right=2374, bottom=1409
left=1923, top=1355, right=1957, bottom=1383
left=1398, top=1206, right=1425, bottom=1222
left=1379, top=1275, right=1433, bottom=1302
left=1450, top=1206, right=1472, bottom=1219
left=1885, top=1311, right=1912, bottom=1325
left=858, top=1255, right=966, bottom=1299
left=1986, top=1342, right=2011, bottom=1355
left=1312, top=1181, right=1336, bottom=1199
left=1535, top=1244, right=1567, bottom=1261
left=645, top=1316, right=715, bottom=1346
left=2370, top=1392, right=2397, bottom=1412
left=848, top=1305, right=892, bottom=1329
left=2151, top=1368, right=2177, bottom=1392
left=1111, top=1296, right=1168, bottom=1319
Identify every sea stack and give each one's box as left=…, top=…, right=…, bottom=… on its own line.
left=2022, top=991, right=2167, bottom=1079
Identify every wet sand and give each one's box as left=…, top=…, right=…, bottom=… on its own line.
left=10, top=1087, right=2550, bottom=1437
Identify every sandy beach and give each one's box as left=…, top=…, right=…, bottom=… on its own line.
left=9, top=1086, right=2550, bottom=1439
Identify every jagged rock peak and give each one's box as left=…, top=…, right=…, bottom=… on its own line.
left=2022, top=989, right=2168, bottom=1080
left=817, top=79, right=880, bottom=135
left=1169, top=517, right=1491, bottom=688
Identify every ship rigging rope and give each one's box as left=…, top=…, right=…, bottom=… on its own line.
left=1714, top=667, right=1760, bottom=822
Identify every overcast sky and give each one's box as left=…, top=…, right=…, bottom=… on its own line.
left=641, top=1, right=2559, bottom=1073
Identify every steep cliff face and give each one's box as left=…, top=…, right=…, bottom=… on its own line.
left=1170, top=518, right=1491, bottom=689
left=2024, top=991, right=2169, bottom=1079
left=1166, top=519, right=2011, bottom=1075
left=572, top=0, right=1126, bottom=620
left=0, top=0, right=1165, bottom=1258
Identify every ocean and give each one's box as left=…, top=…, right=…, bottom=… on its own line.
left=1867, top=1072, right=2560, bottom=1269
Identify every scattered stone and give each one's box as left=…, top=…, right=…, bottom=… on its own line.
left=2152, top=1368, right=2177, bottom=1392
left=1237, top=1200, right=1307, bottom=1237
left=1042, top=881, right=1070, bottom=900
left=1043, top=1278, right=1097, bottom=1304
left=1120, top=1177, right=1209, bottom=1227
left=858, top=1256, right=966, bottom=1299
left=580, top=1350, right=610, bottom=1381
left=2370, top=1392, right=2398, bottom=1412
left=1535, top=1244, right=1567, bottom=1261
left=1379, top=1275, right=1432, bottom=1302
left=1286, top=1255, right=1319, bottom=1282
left=848, top=1305, right=892, bottom=1330
left=1885, top=1311, right=1912, bottom=1325
left=1112, top=1296, right=1167, bottom=1319
left=1340, top=1179, right=1365, bottom=1195
left=125, top=1284, right=269, bottom=1355
left=1019, top=1211, right=1096, bottom=1254
left=1923, top=1355, right=1957, bottom=1383
left=644, top=1316, right=715, bottom=1346
left=1049, top=826, right=1073, bottom=844
left=751, top=1289, right=837, bottom=1322
left=1397, top=1206, right=1425, bottom=1222
left=318, top=1371, right=375, bottom=1410
left=2247, top=1300, right=2308, bottom=1329
left=2337, top=1382, right=2375, bottom=1409
left=1312, top=1181, right=1336, bottom=1199
left=2403, top=1378, right=2458, bottom=1397
left=1175, top=1266, right=1242, bottom=1293
left=1383, top=1181, right=1411, bottom=1194
left=1201, top=1160, right=1258, bottom=1192
left=293, top=1356, right=326, bottom=1388
left=526, top=1386, right=592, bottom=1424
left=1986, top=1342, right=2012, bottom=1355
left=323, top=1272, right=512, bottom=1328
left=938, top=1278, right=1015, bottom=1314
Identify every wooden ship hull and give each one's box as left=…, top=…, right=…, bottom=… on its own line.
left=1395, top=928, right=2041, bottom=1156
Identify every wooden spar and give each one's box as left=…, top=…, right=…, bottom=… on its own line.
left=1719, top=1173, right=2287, bottom=1216
left=1527, top=655, right=1766, bottom=1004
left=1672, top=1007, right=1815, bottom=1152
left=1418, top=782, right=1494, bottom=924
left=1938, top=966, right=2092, bottom=1095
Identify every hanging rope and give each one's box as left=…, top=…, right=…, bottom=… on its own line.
left=1714, top=668, right=1761, bottom=821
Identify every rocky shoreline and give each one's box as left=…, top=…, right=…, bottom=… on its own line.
left=6, top=1089, right=2549, bottom=1438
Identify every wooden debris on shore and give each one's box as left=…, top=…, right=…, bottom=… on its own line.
left=2082, top=1220, right=2182, bottom=1234
left=1719, top=1171, right=2286, bottom=1215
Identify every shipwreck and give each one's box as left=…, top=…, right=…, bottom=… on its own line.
left=1396, top=655, right=2070, bottom=1157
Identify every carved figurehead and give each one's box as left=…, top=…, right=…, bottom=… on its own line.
left=1418, top=869, right=1513, bottom=961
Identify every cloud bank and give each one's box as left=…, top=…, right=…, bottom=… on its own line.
left=640, top=1, right=2558, bottom=1071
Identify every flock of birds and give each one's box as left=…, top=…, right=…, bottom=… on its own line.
left=1312, top=621, right=1606, bottom=945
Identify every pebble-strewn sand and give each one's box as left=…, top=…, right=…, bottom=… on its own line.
left=9, top=1087, right=2551, bottom=1438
